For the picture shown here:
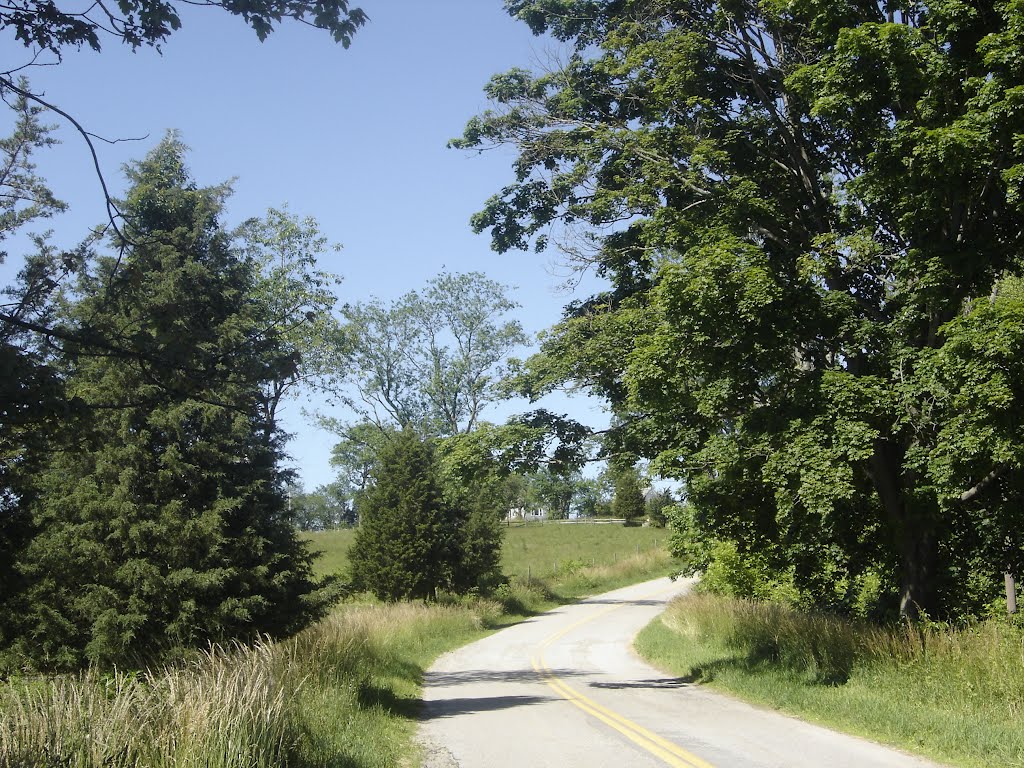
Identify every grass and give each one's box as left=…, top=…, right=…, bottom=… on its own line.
left=499, top=520, right=667, bottom=581
left=0, top=602, right=490, bottom=768
left=301, top=520, right=668, bottom=582
left=300, top=527, right=356, bottom=579
left=3, top=523, right=676, bottom=768
left=635, top=592, right=1024, bottom=768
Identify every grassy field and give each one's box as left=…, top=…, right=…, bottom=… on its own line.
left=635, top=593, right=1024, bottom=768
left=302, top=521, right=668, bottom=582
left=4, top=523, right=676, bottom=768
left=301, top=527, right=356, bottom=579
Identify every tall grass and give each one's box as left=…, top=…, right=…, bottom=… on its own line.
left=637, top=593, right=1024, bottom=768
left=0, top=602, right=488, bottom=768
left=1, top=527, right=676, bottom=768
left=1, top=642, right=292, bottom=768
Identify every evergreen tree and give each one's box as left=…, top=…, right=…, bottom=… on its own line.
left=611, top=462, right=645, bottom=525
left=0, top=84, right=69, bottom=658
left=645, top=490, right=674, bottom=529
left=13, top=134, right=330, bottom=670
left=349, top=428, right=461, bottom=601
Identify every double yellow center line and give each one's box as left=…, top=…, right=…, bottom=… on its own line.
left=530, top=585, right=715, bottom=768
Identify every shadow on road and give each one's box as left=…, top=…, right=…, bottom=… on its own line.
left=425, top=667, right=587, bottom=686
left=421, top=694, right=555, bottom=719
left=578, top=598, right=667, bottom=607
left=589, top=677, right=692, bottom=690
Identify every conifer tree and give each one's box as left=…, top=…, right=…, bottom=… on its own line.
left=14, top=134, right=329, bottom=670
left=611, top=462, right=645, bottom=525
left=349, top=428, right=461, bottom=601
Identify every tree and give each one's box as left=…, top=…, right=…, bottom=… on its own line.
left=573, top=475, right=612, bottom=519
left=527, top=466, right=579, bottom=519
left=610, top=461, right=645, bottom=525
left=457, top=1, right=1024, bottom=618
left=0, top=0, right=367, bottom=362
left=337, top=272, right=528, bottom=436
left=348, top=428, right=462, bottom=601
left=238, top=206, right=344, bottom=435
left=11, top=135, right=331, bottom=670
left=645, top=489, right=674, bottom=529
left=0, top=84, right=71, bottom=651
left=288, top=482, right=351, bottom=530
left=2, top=0, right=366, bottom=57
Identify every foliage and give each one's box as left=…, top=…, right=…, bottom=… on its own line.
left=324, top=419, right=396, bottom=517
left=0, top=82, right=69, bottom=650
left=9, top=135, right=331, bottom=671
left=288, top=482, right=352, bottom=531
left=610, top=460, right=645, bottom=523
left=2, top=0, right=366, bottom=56
left=349, top=428, right=495, bottom=600
left=337, top=272, right=528, bottom=436
left=645, top=488, right=673, bottom=528
left=572, top=474, right=613, bottom=518
left=0, top=80, right=64, bottom=247
left=237, top=206, right=344, bottom=428
left=459, top=0, right=1024, bottom=619
left=525, top=466, right=578, bottom=519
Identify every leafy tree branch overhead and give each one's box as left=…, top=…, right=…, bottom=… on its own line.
left=459, top=0, right=1024, bottom=619
left=3, top=0, right=367, bottom=56
left=0, top=0, right=368, bottom=285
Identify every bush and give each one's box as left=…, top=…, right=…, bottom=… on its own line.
left=697, top=540, right=800, bottom=605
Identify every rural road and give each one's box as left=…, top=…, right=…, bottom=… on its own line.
left=418, top=577, right=944, bottom=768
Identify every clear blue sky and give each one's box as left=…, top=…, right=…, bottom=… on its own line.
left=2, top=1, right=609, bottom=488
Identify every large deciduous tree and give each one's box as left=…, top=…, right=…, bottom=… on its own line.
left=238, top=206, right=344, bottom=433
left=2, top=0, right=366, bottom=56
left=456, top=0, right=1024, bottom=618
left=11, top=135, right=331, bottom=670
left=337, top=272, right=528, bottom=436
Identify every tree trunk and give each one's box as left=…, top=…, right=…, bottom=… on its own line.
left=897, top=521, right=936, bottom=619
left=1007, top=571, right=1018, bottom=615
left=870, top=439, right=937, bottom=619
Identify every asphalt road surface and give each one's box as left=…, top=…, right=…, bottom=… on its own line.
left=418, top=577, right=945, bottom=768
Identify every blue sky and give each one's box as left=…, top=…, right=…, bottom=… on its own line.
left=2, top=1, right=610, bottom=488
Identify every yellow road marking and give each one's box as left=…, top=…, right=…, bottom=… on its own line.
left=531, top=582, right=715, bottom=768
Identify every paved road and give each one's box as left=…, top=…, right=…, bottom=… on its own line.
left=418, top=577, right=945, bottom=768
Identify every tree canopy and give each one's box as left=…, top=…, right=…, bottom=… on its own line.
left=336, top=272, right=528, bottom=437
left=458, top=0, right=1024, bottom=619
left=3, top=0, right=366, bottom=57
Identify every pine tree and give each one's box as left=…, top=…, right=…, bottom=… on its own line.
left=611, top=462, right=645, bottom=525
left=14, top=134, right=330, bottom=670
left=349, top=428, right=462, bottom=601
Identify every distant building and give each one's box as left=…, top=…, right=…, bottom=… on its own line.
left=506, top=507, right=548, bottom=523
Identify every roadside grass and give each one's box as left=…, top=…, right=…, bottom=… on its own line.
left=0, top=602, right=489, bottom=768
left=635, top=593, right=1024, bottom=768
left=4, top=524, right=676, bottom=767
